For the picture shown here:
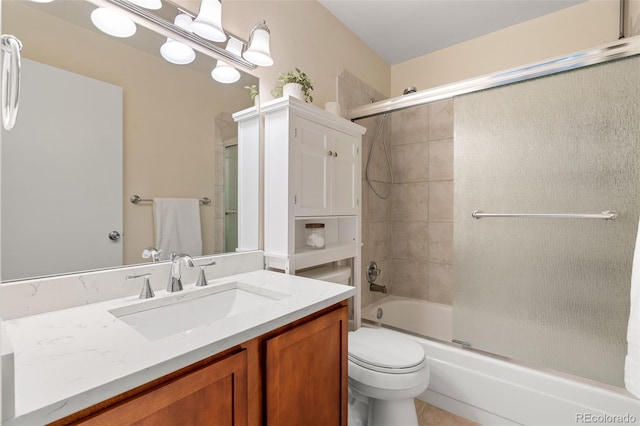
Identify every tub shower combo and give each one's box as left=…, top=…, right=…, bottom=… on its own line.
left=349, top=37, right=640, bottom=424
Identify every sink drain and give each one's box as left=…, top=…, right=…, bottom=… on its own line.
left=376, top=308, right=383, bottom=320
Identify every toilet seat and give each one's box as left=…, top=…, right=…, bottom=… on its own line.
left=348, top=328, right=426, bottom=374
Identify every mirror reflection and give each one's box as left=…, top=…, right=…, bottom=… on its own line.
left=1, top=0, right=258, bottom=281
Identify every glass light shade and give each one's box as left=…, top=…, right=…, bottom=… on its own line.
left=243, top=22, right=273, bottom=66
left=128, top=0, right=162, bottom=10
left=90, top=7, right=137, bottom=38
left=211, top=60, right=240, bottom=83
left=160, top=13, right=196, bottom=65
left=210, top=38, right=243, bottom=83
left=161, top=39, right=196, bottom=64
left=192, top=0, right=226, bottom=42
left=173, top=13, right=194, bottom=31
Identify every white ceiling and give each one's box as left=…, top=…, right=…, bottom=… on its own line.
left=318, top=0, right=586, bottom=65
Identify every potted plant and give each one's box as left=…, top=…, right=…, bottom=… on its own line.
left=244, top=84, right=258, bottom=100
left=244, top=84, right=259, bottom=107
left=273, top=67, right=313, bottom=102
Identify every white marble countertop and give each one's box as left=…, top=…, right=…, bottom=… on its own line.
left=3, top=269, right=354, bottom=425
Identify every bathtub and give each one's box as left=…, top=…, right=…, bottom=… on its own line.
left=361, top=296, right=640, bottom=425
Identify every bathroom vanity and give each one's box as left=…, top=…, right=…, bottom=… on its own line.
left=0, top=254, right=354, bottom=426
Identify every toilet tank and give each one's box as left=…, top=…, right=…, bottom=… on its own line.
left=297, top=264, right=351, bottom=285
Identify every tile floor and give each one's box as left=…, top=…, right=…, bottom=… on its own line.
left=415, top=400, right=479, bottom=426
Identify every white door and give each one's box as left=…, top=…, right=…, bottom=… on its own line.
left=330, top=132, right=359, bottom=215
left=1, top=58, right=123, bottom=280
left=294, top=117, right=330, bottom=216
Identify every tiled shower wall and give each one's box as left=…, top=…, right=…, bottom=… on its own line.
left=337, top=71, right=454, bottom=308
left=390, top=101, right=453, bottom=304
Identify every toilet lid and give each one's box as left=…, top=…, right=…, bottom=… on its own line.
left=348, top=328, right=426, bottom=373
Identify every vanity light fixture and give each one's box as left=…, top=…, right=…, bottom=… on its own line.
left=243, top=20, right=273, bottom=67
left=160, top=14, right=196, bottom=65
left=127, top=0, right=162, bottom=10
left=211, top=37, right=243, bottom=83
left=94, top=0, right=273, bottom=72
left=192, top=0, right=226, bottom=43
left=91, top=7, right=137, bottom=38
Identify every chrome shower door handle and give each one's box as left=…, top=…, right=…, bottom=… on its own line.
left=1, top=35, right=22, bottom=131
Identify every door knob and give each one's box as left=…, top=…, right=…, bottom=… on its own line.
left=108, top=231, right=121, bottom=241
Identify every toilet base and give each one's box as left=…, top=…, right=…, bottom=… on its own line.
left=368, top=397, right=418, bottom=426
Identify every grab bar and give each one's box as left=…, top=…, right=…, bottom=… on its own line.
left=130, top=195, right=212, bottom=205
left=471, top=210, right=618, bottom=220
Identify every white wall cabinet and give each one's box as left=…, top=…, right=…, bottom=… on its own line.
left=260, top=97, right=365, bottom=276
left=294, top=117, right=359, bottom=217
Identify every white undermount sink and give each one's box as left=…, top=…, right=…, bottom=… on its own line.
left=109, top=282, right=290, bottom=340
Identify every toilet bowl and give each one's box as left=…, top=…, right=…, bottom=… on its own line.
left=348, top=327, right=430, bottom=426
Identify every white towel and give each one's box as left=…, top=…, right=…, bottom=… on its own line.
left=626, top=217, right=640, bottom=399
left=153, top=198, right=202, bottom=260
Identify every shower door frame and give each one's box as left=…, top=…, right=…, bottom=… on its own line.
left=348, top=36, right=640, bottom=121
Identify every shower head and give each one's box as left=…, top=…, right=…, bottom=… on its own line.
left=403, top=87, right=417, bottom=95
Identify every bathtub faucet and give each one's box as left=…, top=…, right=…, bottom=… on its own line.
left=369, top=282, right=388, bottom=294
left=367, top=262, right=387, bottom=294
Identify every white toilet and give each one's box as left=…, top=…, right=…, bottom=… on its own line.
left=298, top=264, right=430, bottom=425
left=348, top=327, right=430, bottom=426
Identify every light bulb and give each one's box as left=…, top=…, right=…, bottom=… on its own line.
left=91, top=7, right=136, bottom=38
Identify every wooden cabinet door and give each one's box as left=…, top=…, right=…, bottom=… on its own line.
left=330, top=132, right=359, bottom=216
left=294, top=117, right=330, bottom=217
left=265, top=306, right=348, bottom=426
left=77, top=350, right=248, bottom=426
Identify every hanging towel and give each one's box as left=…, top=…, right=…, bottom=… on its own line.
left=626, top=216, right=640, bottom=399
left=153, top=198, right=202, bottom=260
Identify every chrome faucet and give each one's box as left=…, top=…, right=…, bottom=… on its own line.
left=196, top=260, right=217, bottom=287
left=367, top=261, right=388, bottom=294
left=126, top=273, right=155, bottom=299
left=168, top=252, right=195, bottom=292
left=142, top=247, right=162, bottom=263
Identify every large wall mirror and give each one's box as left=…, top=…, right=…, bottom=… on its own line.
left=1, top=0, right=258, bottom=281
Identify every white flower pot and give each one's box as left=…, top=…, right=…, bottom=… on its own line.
left=283, top=82, right=304, bottom=100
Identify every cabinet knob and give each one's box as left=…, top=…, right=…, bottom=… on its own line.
left=328, top=150, right=333, bottom=156
left=333, top=152, right=338, bottom=158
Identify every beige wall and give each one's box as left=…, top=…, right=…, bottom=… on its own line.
left=391, top=0, right=640, bottom=96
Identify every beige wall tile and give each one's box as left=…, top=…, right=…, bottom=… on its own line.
left=368, top=185, right=391, bottom=221
left=391, top=221, right=429, bottom=261
left=428, top=263, right=453, bottom=304
left=429, top=181, right=454, bottom=222
left=392, top=142, right=429, bottom=183
left=390, top=104, right=429, bottom=145
left=361, top=178, right=370, bottom=224
left=368, top=221, right=391, bottom=262
left=429, top=138, right=453, bottom=181
left=391, top=259, right=428, bottom=299
left=429, top=99, right=454, bottom=141
left=428, top=222, right=453, bottom=264
left=391, top=182, right=429, bottom=222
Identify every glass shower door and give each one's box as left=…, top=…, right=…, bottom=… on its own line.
left=453, top=55, right=640, bottom=386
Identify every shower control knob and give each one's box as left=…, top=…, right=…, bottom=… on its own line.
left=333, top=152, right=338, bottom=157
left=328, top=150, right=333, bottom=156
left=108, top=231, right=121, bottom=241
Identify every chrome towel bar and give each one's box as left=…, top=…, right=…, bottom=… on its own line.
left=471, top=210, right=618, bottom=220
left=130, top=194, right=212, bottom=205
